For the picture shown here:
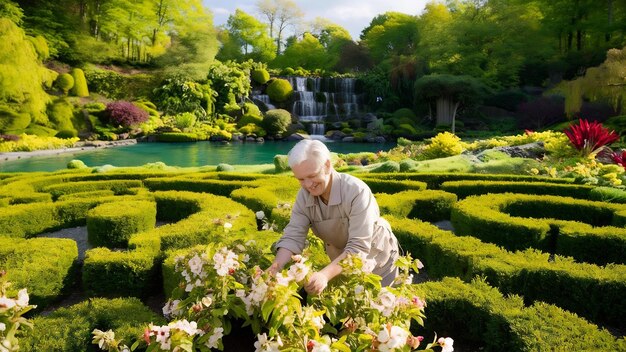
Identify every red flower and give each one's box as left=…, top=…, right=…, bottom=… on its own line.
left=564, top=119, right=619, bottom=157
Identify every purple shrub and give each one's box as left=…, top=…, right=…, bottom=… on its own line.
left=516, top=96, right=565, bottom=129
left=0, top=134, right=20, bottom=142
left=105, top=101, right=149, bottom=127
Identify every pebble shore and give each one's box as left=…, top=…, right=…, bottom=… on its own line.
left=0, top=139, right=137, bottom=162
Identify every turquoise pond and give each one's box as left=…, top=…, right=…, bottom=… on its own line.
left=0, top=140, right=396, bottom=172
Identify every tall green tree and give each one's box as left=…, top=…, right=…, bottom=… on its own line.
left=256, top=0, right=303, bottom=55
left=273, top=32, right=328, bottom=71
left=0, top=17, right=57, bottom=126
left=561, top=46, right=626, bottom=116
left=220, top=9, right=276, bottom=62
left=360, top=12, right=419, bottom=63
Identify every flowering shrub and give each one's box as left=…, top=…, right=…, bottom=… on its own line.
left=93, top=243, right=453, bottom=352
left=564, top=119, right=619, bottom=157
left=0, top=271, right=36, bottom=352
left=610, top=150, right=626, bottom=169
left=105, top=101, right=150, bottom=128
left=0, top=134, right=78, bottom=152
left=421, top=132, right=466, bottom=159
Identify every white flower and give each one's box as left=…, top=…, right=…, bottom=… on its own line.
left=438, top=337, right=454, bottom=352
left=416, top=259, right=424, bottom=269
left=361, top=257, right=376, bottom=273
left=206, top=327, right=224, bottom=349
left=256, top=211, right=265, bottom=219
left=377, top=325, right=409, bottom=351
left=254, top=333, right=283, bottom=352
left=0, top=296, right=15, bottom=309
left=162, top=299, right=181, bottom=318
left=187, top=255, right=204, bottom=276
left=223, top=222, right=233, bottom=231
left=354, top=285, right=364, bottom=295
left=202, top=295, right=213, bottom=307
left=120, top=346, right=130, bottom=352
left=171, top=319, right=198, bottom=336
left=15, top=289, right=29, bottom=307
left=152, top=325, right=171, bottom=350
left=275, top=272, right=292, bottom=286
left=287, top=262, right=309, bottom=282
left=92, top=329, right=116, bottom=350
left=0, top=323, right=5, bottom=331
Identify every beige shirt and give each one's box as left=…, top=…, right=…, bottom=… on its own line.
left=276, top=170, right=399, bottom=284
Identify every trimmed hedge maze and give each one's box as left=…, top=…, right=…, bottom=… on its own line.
left=0, top=168, right=625, bottom=351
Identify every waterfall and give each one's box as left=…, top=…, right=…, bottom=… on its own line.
left=287, top=77, right=363, bottom=136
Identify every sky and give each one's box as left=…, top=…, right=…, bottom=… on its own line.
left=203, top=0, right=429, bottom=40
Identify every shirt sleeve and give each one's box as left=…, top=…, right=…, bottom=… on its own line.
left=344, top=181, right=378, bottom=255
left=274, top=190, right=310, bottom=255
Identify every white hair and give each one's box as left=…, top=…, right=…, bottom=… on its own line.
left=288, top=139, right=331, bottom=169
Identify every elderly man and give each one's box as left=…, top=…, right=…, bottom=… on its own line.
left=267, top=139, right=399, bottom=294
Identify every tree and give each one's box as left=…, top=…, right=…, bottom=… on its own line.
left=222, top=9, right=276, bottom=62
left=0, top=17, right=57, bottom=126
left=256, top=0, right=303, bottom=55
left=312, top=20, right=353, bottom=71
left=273, top=32, right=329, bottom=71
left=561, top=46, right=626, bottom=116
left=360, top=12, right=419, bottom=63
left=414, top=74, right=490, bottom=133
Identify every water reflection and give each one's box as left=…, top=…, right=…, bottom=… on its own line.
left=0, top=141, right=396, bottom=173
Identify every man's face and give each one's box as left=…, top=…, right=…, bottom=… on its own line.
left=291, top=159, right=331, bottom=197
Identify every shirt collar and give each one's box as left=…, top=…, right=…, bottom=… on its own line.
left=304, top=170, right=341, bottom=207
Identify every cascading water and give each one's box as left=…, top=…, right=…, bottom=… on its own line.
left=287, top=77, right=363, bottom=136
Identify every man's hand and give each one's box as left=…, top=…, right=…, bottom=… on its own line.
left=305, top=271, right=328, bottom=295
left=266, top=262, right=281, bottom=276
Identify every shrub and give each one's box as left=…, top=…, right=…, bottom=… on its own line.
left=172, top=112, right=196, bottom=129
left=87, top=200, right=156, bottom=248
left=67, top=159, right=87, bottom=169
left=266, top=78, right=293, bottom=103
left=251, top=68, right=270, bottom=84
left=0, top=106, right=30, bottom=132
left=263, top=109, right=292, bottom=136
left=371, top=161, right=400, bottom=173
left=216, top=163, right=234, bottom=172
left=422, top=132, right=465, bottom=159
left=69, top=68, right=89, bottom=97
left=237, top=113, right=263, bottom=128
left=55, top=73, right=74, bottom=95
left=274, top=154, right=289, bottom=172
left=393, top=108, right=417, bottom=120
left=105, top=101, right=149, bottom=127
left=47, top=99, right=75, bottom=132
left=55, top=129, right=77, bottom=138
left=516, top=96, right=565, bottom=129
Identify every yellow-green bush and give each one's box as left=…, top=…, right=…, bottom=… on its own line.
left=0, top=237, right=77, bottom=307
left=389, top=216, right=626, bottom=328
left=20, top=298, right=163, bottom=352
left=43, top=179, right=143, bottom=200
left=440, top=180, right=594, bottom=199
left=451, top=193, right=626, bottom=265
left=86, top=200, right=156, bottom=248
left=266, top=78, right=293, bottom=103
left=70, top=68, right=89, bottom=97
left=421, top=132, right=466, bottom=159
left=415, top=277, right=622, bottom=351
left=376, top=189, right=457, bottom=222
left=0, top=133, right=79, bottom=152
